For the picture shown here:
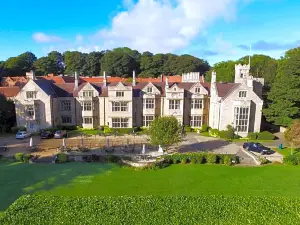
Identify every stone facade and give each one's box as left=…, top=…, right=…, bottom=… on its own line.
left=14, top=64, right=264, bottom=136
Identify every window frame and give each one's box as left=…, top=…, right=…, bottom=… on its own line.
left=83, top=101, right=92, bottom=111
left=143, top=99, right=155, bottom=109
left=26, top=91, right=36, bottom=99
left=60, top=100, right=71, bottom=111
left=112, top=118, right=129, bottom=128
left=169, top=100, right=180, bottom=110
left=234, top=106, right=250, bottom=132
left=112, top=101, right=128, bottom=112
left=143, top=115, right=154, bottom=127
left=26, top=105, right=35, bottom=117
left=61, top=116, right=72, bottom=124
left=116, top=91, right=124, bottom=97
left=82, top=91, right=93, bottom=97
left=147, top=87, right=153, bottom=93
left=190, top=116, right=202, bottom=127
left=83, top=117, right=93, bottom=124
left=195, top=87, right=201, bottom=93
left=239, top=91, right=247, bottom=98
left=191, top=99, right=203, bottom=109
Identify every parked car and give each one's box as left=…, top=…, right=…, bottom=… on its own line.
left=243, top=142, right=273, bottom=155
left=16, top=131, right=31, bottom=139
left=41, top=131, right=54, bottom=139
left=54, top=130, right=67, bottom=139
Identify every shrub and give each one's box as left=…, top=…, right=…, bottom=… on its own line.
left=206, top=153, right=217, bottom=164
left=184, top=126, right=192, bottom=132
left=181, top=158, right=188, bottom=164
left=11, top=126, right=26, bottom=133
left=283, top=153, right=300, bottom=165
left=190, top=158, right=197, bottom=164
left=106, top=155, right=121, bottom=163
left=14, top=153, right=24, bottom=162
left=219, top=130, right=234, bottom=140
left=257, top=131, right=275, bottom=140
left=99, top=126, right=104, bottom=131
left=195, top=154, right=205, bottom=164
left=57, top=125, right=76, bottom=131
left=259, top=157, right=271, bottom=165
left=247, top=132, right=258, bottom=140
left=224, top=155, right=232, bottom=166
left=22, top=154, right=31, bottom=163
left=56, top=153, right=68, bottom=163
left=209, top=129, right=219, bottom=137
left=200, top=124, right=209, bottom=132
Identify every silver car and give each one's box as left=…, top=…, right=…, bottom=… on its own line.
left=54, top=130, right=67, bottom=139
left=16, top=131, right=31, bottom=139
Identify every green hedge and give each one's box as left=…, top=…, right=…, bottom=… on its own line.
left=283, top=152, right=300, bottom=165
left=56, top=153, right=67, bottom=163
left=257, top=131, right=275, bottom=140
left=2, top=195, right=300, bottom=224
left=163, top=153, right=238, bottom=165
left=14, top=153, right=31, bottom=162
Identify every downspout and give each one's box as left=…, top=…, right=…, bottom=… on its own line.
left=218, top=101, right=221, bottom=130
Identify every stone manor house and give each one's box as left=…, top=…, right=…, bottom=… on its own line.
left=13, top=64, right=264, bottom=137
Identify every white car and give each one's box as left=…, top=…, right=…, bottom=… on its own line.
left=16, top=131, right=31, bottom=139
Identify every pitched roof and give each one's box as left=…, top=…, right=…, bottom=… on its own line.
left=33, top=80, right=57, bottom=96
left=216, top=83, right=240, bottom=97
left=0, top=86, right=20, bottom=97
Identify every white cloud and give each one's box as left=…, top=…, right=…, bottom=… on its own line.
left=76, top=34, right=83, bottom=42
left=33, top=32, right=62, bottom=43
left=95, top=0, right=244, bottom=53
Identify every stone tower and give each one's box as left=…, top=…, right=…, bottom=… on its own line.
left=234, top=64, right=250, bottom=83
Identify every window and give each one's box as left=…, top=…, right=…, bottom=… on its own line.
left=116, top=91, right=124, bottom=97
left=60, top=101, right=71, bottom=111
left=112, top=118, right=129, bottom=128
left=26, top=105, right=35, bottom=117
left=83, top=101, right=92, bottom=111
left=62, top=116, right=72, bottom=124
left=144, top=99, right=154, bottom=109
left=143, top=115, right=154, bottom=127
left=27, top=122, right=34, bottom=129
left=195, top=87, right=201, bottom=93
left=234, top=107, right=249, bottom=132
left=169, top=100, right=180, bottom=110
left=239, top=91, right=247, bottom=98
left=83, top=117, right=93, bottom=124
left=190, top=116, right=202, bottom=127
left=26, top=91, right=36, bottom=99
left=112, top=102, right=128, bottom=112
left=147, top=87, right=153, bottom=93
left=191, top=99, right=203, bottom=109
left=83, top=91, right=93, bottom=97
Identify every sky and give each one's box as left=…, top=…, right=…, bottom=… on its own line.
left=1, top=0, right=300, bottom=65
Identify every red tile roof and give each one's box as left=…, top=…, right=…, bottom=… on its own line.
left=0, top=87, right=20, bottom=97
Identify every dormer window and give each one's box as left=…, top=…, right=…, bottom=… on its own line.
left=239, top=91, right=247, bottom=98
left=116, top=91, right=124, bottom=97
left=26, top=91, right=36, bottom=99
left=195, top=87, right=201, bottom=93
left=83, top=91, right=93, bottom=97
left=147, top=87, right=153, bottom=93
left=174, top=88, right=177, bottom=91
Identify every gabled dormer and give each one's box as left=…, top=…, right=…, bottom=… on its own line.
left=141, top=82, right=161, bottom=96
left=189, top=82, right=209, bottom=96
left=78, top=82, right=99, bottom=98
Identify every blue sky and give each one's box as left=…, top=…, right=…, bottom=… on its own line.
left=1, top=0, right=300, bottom=65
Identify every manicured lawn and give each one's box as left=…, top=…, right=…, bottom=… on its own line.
left=275, top=148, right=294, bottom=157
left=1, top=162, right=300, bottom=214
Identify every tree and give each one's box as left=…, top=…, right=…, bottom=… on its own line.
left=83, top=51, right=104, bottom=77
left=64, top=51, right=86, bottom=75
left=0, top=94, right=16, bottom=133
left=205, top=60, right=236, bottom=82
left=263, top=47, right=300, bottom=127
left=149, top=116, right=181, bottom=149
left=34, top=51, right=64, bottom=76
left=48, top=51, right=64, bottom=74
left=284, top=120, right=300, bottom=153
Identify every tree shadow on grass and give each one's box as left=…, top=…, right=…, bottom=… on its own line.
left=0, top=162, right=114, bottom=212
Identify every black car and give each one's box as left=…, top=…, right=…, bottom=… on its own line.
left=243, top=142, right=273, bottom=155
left=41, top=131, right=54, bottom=139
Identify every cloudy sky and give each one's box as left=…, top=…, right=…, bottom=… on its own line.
left=1, top=0, right=300, bottom=65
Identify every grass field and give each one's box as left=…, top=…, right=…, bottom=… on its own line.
left=1, top=162, right=300, bottom=214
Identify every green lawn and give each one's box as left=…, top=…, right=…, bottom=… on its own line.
left=1, top=162, right=300, bottom=214
left=275, top=148, right=294, bottom=157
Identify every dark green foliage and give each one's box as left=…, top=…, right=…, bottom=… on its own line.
left=82, top=51, right=104, bottom=76
left=64, top=51, right=86, bottom=74
left=22, top=154, right=31, bottom=163
left=200, top=124, right=209, bottom=132
left=34, top=51, right=64, bottom=76
left=149, top=116, right=181, bottom=147
left=184, top=126, right=192, bottom=132
left=164, top=153, right=238, bottom=165
left=224, top=155, right=232, bottom=166
left=106, top=155, right=121, bottom=164
left=141, top=160, right=170, bottom=171
left=209, top=129, right=219, bottom=137
left=247, top=132, right=258, bottom=140
left=283, top=152, right=300, bottom=165
left=56, top=153, right=67, bottom=163
left=257, top=131, right=275, bottom=140
left=205, top=60, right=236, bottom=82
left=0, top=95, right=16, bottom=133
left=206, top=153, right=217, bottom=164
left=2, top=195, right=300, bottom=225
left=11, top=126, right=25, bottom=133
left=14, top=153, right=24, bottom=162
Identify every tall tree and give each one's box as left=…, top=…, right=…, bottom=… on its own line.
left=263, top=47, right=300, bottom=127
left=0, top=95, right=16, bottom=133
left=83, top=52, right=104, bottom=77
left=284, top=120, right=300, bottom=150
left=34, top=51, right=64, bottom=76
left=205, top=61, right=236, bottom=82
left=64, top=51, right=86, bottom=75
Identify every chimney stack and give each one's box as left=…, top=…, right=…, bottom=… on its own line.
left=132, top=70, right=136, bottom=86
left=103, top=71, right=107, bottom=87
left=26, top=70, right=36, bottom=80
left=211, top=71, right=216, bottom=83
left=74, top=71, right=79, bottom=90
left=166, top=76, right=169, bottom=88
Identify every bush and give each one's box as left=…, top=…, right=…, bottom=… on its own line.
left=200, top=124, right=209, bottom=132
left=190, top=158, right=197, bottom=164
left=181, top=158, right=188, bottom=164
left=247, top=132, right=258, bottom=140
left=11, top=126, right=26, bottom=133
left=56, top=153, right=68, bottom=163
left=99, top=126, right=104, bottom=131
left=22, top=154, right=31, bottom=163
left=224, top=155, right=232, bottom=166
left=57, top=125, right=76, bottom=131
left=209, top=129, right=219, bottom=137
left=257, top=131, right=275, bottom=140
left=283, top=153, right=300, bottom=165
left=259, top=157, right=271, bottom=165
left=14, top=153, right=24, bottom=162
left=3, top=195, right=300, bottom=225
left=219, top=130, right=234, bottom=140
left=106, top=155, right=121, bottom=163
left=184, top=126, right=192, bottom=132
left=206, top=153, right=217, bottom=164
